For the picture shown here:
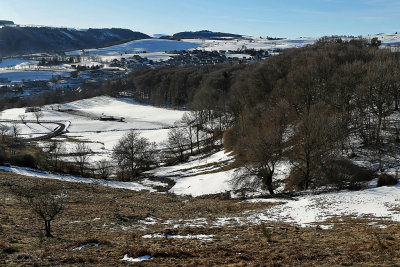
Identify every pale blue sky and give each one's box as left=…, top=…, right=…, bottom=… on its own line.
left=1, top=0, right=399, bottom=37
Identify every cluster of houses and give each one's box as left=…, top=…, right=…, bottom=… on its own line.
left=109, top=49, right=271, bottom=70
left=0, top=47, right=272, bottom=99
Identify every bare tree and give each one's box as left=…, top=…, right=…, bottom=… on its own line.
left=96, top=159, right=112, bottom=179
left=73, top=143, right=92, bottom=176
left=288, top=105, right=345, bottom=190
left=45, top=141, right=65, bottom=171
left=166, top=126, right=189, bottom=163
left=232, top=102, right=289, bottom=194
left=12, top=184, right=65, bottom=237
left=191, top=110, right=207, bottom=154
left=33, top=108, right=43, bottom=124
left=19, top=114, right=27, bottom=124
left=11, top=122, right=20, bottom=139
left=181, top=112, right=195, bottom=155
left=112, top=130, right=156, bottom=181
left=0, top=124, right=9, bottom=142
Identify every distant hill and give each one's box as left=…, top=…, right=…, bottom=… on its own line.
left=161, top=30, right=243, bottom=40
left=0, top=20, right=14, bottom=26
left=0, top=26, right=150, bottom=56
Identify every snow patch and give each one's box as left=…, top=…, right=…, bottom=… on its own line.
left=143, top=233, right=214, bottom=241
left=121, top=254, right=151, bottom=262
left=73, top=243, right=99, bottom=251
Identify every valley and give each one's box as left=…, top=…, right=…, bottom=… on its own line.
left=1, top=7, right=400, bottom=264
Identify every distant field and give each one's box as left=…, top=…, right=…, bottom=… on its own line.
left=66, top=39, right=203, bottom=56
left=0, top=96, right=186, bottom=162
left=0, top=58, right=38, bottom=68
left=0, top=70, right=70, bottom=82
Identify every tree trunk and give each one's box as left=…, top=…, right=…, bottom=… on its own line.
left=304, top=155, right=311, bottom=190
left=196, top=127, right=200, bottom=153
left=263, top=171, right=274, bottom=195
left=267, top=185, right=274, bottom=195
left=45, top=220, right=52, bottom=237
left=189, top=127, right=193, bottom=155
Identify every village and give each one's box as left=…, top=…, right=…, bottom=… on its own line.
left=0, top=47, right=271, bottom=100
left=111, top=48, right=270, bottom=68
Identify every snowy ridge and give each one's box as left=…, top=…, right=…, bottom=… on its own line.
left=66, top=39, right=202, bottom=56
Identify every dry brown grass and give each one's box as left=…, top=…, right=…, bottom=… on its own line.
left=1, top=171, right=400, bottom=266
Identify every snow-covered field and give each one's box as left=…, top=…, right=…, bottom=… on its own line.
left=0, top=96, right=186, bottom=161
left=0, top=58, right=38, bottom=69
left=69, top=32, right=400, bottom=58
left=0, top=121, right=60, bottom=138
left=254, top=184, right=400, bottom=228
left=0, top=70, right=70, bottom=82
left=65, top=37, right=318, bottom=58
left=186, top=37, right=317, bottom=52
left=66, top=39, right=203, bottom=56
left=367, top=32, right=400, bottom=46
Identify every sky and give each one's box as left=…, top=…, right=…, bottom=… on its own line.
left=1, top=0, right=399, bottom=38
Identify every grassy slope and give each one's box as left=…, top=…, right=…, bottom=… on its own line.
left=1, top=172, right=400, bottom=266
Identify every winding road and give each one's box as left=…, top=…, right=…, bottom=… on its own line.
left=0, top=120, right=69, bottom=142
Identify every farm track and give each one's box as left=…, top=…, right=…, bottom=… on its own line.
left=0, top=120, right=69, bottom=142
left=21, top=122, right=66, bottom=142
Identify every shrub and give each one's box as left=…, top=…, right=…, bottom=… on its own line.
left=0, top=149, right=7, bottom=164
left=319, top=159, right=375, bottom=190
left=9, top=154, right=37, bottom=168
left=285, top=169, right=307, bottom=191
left=286, top=159, right=376, bottom=191
left=377, top=174, right=398, bottom=187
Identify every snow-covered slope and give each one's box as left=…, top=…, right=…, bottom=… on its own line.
left=0, top=58, right=38, bottom=68
left=0, top=70, right=70, bottom=82
left=254, top=184, right=400, bottom=227
left=66, top=39, right=203, bottom=56
left=0, top=96, right=186, bottom=162
left=65, top=32, right=400, bottom=60
left=0, top=165, right=158, bottom=192
left=367, top=32, right=400, bottom=46
left=2, top=159, right=400, bottom=229
left=188, top=37, right=317, bottom=52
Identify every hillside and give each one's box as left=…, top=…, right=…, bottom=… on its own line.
left=2, top=171, right=400, bottom=265
left=2, top=34, right=400, bottom=266
left=66, top=39, right=202, bottom=56
left=0, top=26, right=150, bottom=56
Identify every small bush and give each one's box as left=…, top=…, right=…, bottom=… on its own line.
left=9, top=154, right=37, bottom=168
left=285, top=169, right=307, bottom=191
left=377, top=174, right=398, bottom=187
left=2, top=246, right=18, bottom=254
left=319, top=159, right=375, bottom=190
left=285, top=159, right=376, bottom=191
left=0, top=149, right=7, bottom=164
